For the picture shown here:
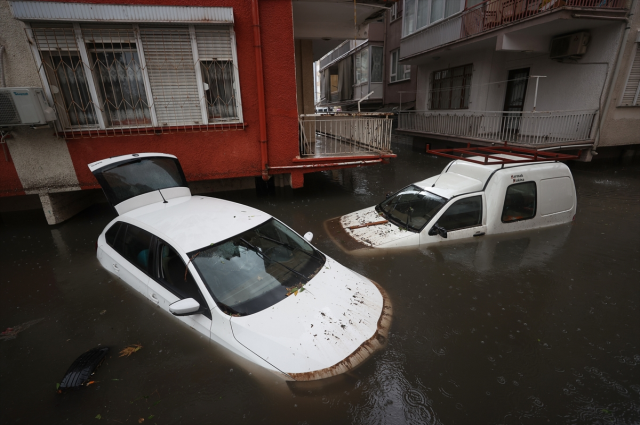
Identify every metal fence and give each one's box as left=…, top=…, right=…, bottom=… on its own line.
left=299, top=114, right=393, bottom=157
left=401, top=0, right=626, bottom=57
left=397, top=110, right=598, bottom=145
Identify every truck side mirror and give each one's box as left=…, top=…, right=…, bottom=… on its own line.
left=429, top=224, right=448, bottom=238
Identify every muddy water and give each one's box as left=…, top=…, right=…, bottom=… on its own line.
left=1, top=144, right=639, bottom=424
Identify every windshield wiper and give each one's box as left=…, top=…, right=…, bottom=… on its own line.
left=239, top=238, right=310, bottom=282
left=254, top=233, right=324, bottom=263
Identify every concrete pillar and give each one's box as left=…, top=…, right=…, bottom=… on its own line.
left=38, top=190, right=99, bottom=225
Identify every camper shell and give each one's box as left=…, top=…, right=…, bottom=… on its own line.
left=326, top=156, right=577, bottom=251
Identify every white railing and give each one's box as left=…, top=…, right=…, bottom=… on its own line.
left=397, top=110, right=598, bottom=145
left=299, top=113, right=393, bottom=157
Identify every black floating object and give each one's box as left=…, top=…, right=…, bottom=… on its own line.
left=60, top=347, right=109, bottom=390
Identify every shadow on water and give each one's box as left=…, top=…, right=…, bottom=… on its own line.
left=1, top=143, right=639, bottom=424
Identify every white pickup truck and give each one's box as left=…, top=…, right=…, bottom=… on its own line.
left=325, top=156, right=577, bottom=251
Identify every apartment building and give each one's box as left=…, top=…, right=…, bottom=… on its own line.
left=0, top=0, right=397, bottom=224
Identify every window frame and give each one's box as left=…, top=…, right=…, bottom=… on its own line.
left=390, top=49, right=411, bottom=83
left=25, top=21, right=244, bottom=132
left=501, top=181, right=538, bottom=224
left=390, top=3, right=403, bottom=21
left=402, top=0, right=465, bottom=37
left=429, top=63, right=473, bottom=110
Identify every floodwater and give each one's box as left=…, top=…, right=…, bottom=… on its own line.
left=1, top=143, right=639, bottom=424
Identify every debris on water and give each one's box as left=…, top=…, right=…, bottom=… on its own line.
left=95, top=414, right=102, bottom=419
left=99, top=310, right=106, bottom=315
left=119, top=344, right=142, bottom=357
left=0, top=318, right=44, bottom=341
left=59, top=347, right=109, bottom=391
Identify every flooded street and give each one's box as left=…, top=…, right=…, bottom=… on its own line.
left=1, top=143, right=639, bottom=424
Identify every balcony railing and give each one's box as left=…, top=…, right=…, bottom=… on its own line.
left=299, top=114, right=393, bottom=157
left=401, top=0, right=626, bottom=57
left=397, top=110, right=598, bottom=145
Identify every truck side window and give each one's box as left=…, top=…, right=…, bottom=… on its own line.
left=115, top=224, right=153, bottom=274
left=502, top=182, right=537, bottom=223
left=155, top=241, right=208, bottom=312
left=437, top=195, right=482, bottom=231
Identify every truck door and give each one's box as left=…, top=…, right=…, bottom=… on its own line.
left=420, top=193, right=486, bottom=244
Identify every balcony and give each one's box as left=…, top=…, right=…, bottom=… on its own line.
left=397, top=110, right=598, bottom=147
left=400, top=0, right=627, bottom=59
left=299, top=113, right=394, bottom=157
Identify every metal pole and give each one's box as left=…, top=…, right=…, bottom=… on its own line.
left=530, top=75, right=546, bottom=112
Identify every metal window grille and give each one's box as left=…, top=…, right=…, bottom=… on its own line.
left=430, top=64, right=473, bottom=110
left=26, top=23, right=244, bottom=138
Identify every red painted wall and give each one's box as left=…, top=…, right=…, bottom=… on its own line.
left=0, top=145, right=25, bottom=197
left=56, top=0, right=299, bottom=189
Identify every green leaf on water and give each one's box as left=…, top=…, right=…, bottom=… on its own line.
left=56, top=383, right=60, bottom=390
left=111, top=378, right=122, bottom=381
left=602, top=409, right=610, bottom=414
left=148, top=415, right=155, bottom=419
left=153, top=400, right=161, bottom=406
left=95, top=414, right=102, bottom=420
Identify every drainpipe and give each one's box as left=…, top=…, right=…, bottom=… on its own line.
left=592, top=0, right=635, bottom=154
left=0, top=45, right=6, bottom=87
left=251, top=0, right=269, bottom=181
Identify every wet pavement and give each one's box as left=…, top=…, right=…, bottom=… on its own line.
left=1, top=143, right=639, bottom=424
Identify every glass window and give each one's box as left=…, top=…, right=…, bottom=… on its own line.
left=377, top=185, right=448, bottom=231
left=200, top=60, right=238, bottom=120
left=355, top=49, right=369, bottom=85
left=502, top=182, right=537, bottom=223
left=190, top=219, right=326, bottom=316
left=116, top=224, right=153, bottom=273
left=390, top=50, right=411, bottom=83
left=430, top=0, right=445, bottom=23
left=99, top=157, right=186, bottom=205
left=445, top=0, right=462, bottom=18
left=155, top=241, right=207, bottom=308
left=430, top=64, right=472, bottom=110
left=105, top=221, right=122, bottom=247
left=436, top=195, right=482, bottom=231
left=404, top=0, right=417, bottom=36
left=371, top=47, right=383, bottom=83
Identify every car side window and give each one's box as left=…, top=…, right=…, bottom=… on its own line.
left=436, top=195, right=482, bottom=231
left=502, top=182, right=537, bottom=223
left=114, top=224, right=153, bottom=273
left=105, top=222, right=122, bottom=248
left=154, top=241, right=208, bottom=310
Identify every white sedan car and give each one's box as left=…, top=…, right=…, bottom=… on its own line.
left=89, top=153, right=391, bottom=381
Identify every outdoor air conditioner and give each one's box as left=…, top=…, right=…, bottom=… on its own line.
left=549, top=32, right=590, bottom=60
left=0, top=87, right=57, bottom=127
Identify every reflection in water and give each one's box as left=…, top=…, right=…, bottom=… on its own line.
left=1, top=145, right=639, bottom=424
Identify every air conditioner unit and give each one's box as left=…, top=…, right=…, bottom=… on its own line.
left=550, top=32, right=590, bottom=60
left=0, top=87, right=57, bottom=127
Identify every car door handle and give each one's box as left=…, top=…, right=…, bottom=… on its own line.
left=112, top=263, right=119, bottom=272
left=473, top=232, right=485, bottom=237
left=150, top=294, right=160, bottom=304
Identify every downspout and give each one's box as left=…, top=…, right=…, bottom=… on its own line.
left=0, top=45, right=6, bottom=87
left=251, top=0, right=270, bottom=181
left=592, top=0, right=635, bottom=154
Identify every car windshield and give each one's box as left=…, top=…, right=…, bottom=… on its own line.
left=377, top=185, right=448, bottom=231
left=189, top=219, right=326, bottom=316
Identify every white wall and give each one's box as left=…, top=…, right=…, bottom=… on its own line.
left=416, top=23, right=623, bottom=114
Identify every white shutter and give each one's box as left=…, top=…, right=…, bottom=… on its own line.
left=621, top=44, right=640, bottom=107
left=139, top=26, right=203, bottom=126
left=31, top=26, right=77, bottom=51
left=195, top=25, right=233, bottom=60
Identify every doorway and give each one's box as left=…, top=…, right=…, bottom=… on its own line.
left=502, top=68, right=530, bottom=140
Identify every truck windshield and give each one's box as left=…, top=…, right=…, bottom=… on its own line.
left=189, top=219, right=325, bottom=316
left=377, top=185, right=447, bottom=231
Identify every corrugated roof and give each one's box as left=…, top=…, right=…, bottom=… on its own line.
left=9, top=1, right=233, bottom=24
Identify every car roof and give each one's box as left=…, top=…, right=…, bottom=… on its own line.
left=122, top=195, right=272, bottom=253
left=414, top=155, right=562, bottom=199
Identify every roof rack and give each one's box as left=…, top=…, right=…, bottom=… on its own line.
left=425, top=144, right=582, bottom=165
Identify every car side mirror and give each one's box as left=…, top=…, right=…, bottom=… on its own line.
left=304, top=232, right=313, bottom=242
left=429, top=224, right=448, bottom=239
left=169, top=298, right=201, bottom=316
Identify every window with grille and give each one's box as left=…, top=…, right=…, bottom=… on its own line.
left=27, top=22, right=243, bottom=135
left=620, top=43, right=640, bottom=107
left=390, top=49, right=411, bottom=83
left=430, top=64, right=472, bottom=110
left=355, top=48, right=370, bottom=85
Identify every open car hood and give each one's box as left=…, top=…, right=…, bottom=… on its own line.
left=230, top=257, right=391, bottom=380
left=339, top=206, right=414, bottom=247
